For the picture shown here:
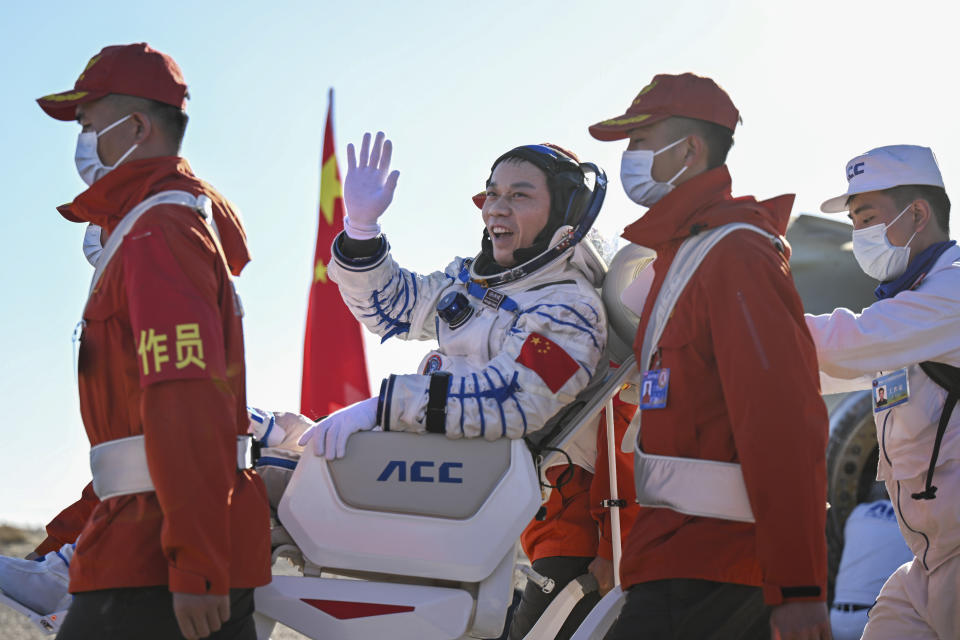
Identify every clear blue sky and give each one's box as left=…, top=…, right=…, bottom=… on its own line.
left=2, top=0, right=958, bottom=526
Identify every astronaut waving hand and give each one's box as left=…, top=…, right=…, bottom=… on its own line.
left=299, top=131, right=608, bottom=461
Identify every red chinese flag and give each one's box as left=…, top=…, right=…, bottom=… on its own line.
left=515, top=332, right=579, bottom=393
left=300, top=90, right=371, bottom=419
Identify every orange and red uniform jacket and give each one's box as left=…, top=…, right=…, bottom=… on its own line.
left=35, top=157, right=270, bottom=596
left=521, top=397, right=639, bottom=563
left=619, top=166, right=828, bottom=605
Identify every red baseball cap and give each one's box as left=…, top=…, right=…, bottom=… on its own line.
left=37, top=43, right=188, bottom=121
left=589, top=73, right=739, bottom=141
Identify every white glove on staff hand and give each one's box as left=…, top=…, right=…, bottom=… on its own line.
left=298, top=397, right=380, bottom=459
left=343, top=131, right=400, bottom=239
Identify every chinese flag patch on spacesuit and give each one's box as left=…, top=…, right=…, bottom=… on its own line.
left=516, top=332, right=579, bottom=393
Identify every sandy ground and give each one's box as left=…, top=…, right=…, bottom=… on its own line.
left=0, top=525, right=309, bottom=639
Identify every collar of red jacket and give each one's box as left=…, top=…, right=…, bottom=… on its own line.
left=620, top=165, right=795, bottom=252
left=58, top=156, right=251, bottom=276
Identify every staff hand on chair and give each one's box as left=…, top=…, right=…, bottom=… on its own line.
left=588, top=556, right=615, bottom=596
left=770, top=601, right=832, bottom=640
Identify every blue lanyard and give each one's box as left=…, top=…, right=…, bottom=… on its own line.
left=875, top=240, right=956, bottom=300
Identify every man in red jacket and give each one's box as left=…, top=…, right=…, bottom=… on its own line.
left=5, top=43, right=270, bottom=640
left=588, top=73, right=831, bottom=639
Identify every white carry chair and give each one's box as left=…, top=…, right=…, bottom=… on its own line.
left=251, top=242, right=655, bottom=640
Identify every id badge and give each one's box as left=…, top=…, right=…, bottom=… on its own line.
left=872, top=368, right=909, bottom=413
left=639, top=368, right=670, bottom=410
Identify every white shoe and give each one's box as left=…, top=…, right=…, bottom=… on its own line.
left=0, top=546, right=72, bottom=615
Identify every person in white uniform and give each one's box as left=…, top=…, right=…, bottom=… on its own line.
left=829, top=490, right=913, bottom=640
left=805, top=144, right=960, bottom=640
left=298, top=133, right=608, bottom=461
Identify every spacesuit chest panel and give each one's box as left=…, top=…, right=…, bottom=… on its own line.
left=436, top=297, right=503, bottom=363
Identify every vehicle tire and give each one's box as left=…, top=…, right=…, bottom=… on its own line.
left=824, top=390, right=877, bottom=604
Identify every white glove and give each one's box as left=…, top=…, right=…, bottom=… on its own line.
left=298, top=397, right=379, bottom=460
left=247, top=407, right=287, bottom=448
left=342, top=131, right=400, bottom=239
left=271, top=411, right=316, bottom=449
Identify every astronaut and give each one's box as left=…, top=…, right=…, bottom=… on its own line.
left=299, top=132, right=608, bottom=469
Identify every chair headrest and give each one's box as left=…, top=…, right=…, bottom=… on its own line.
left=601, top=244, right=656, bottom=361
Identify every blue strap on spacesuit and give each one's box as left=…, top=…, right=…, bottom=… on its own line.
left=456, top=266, right=519, bottom=312
left=446, top=369, right=524, bottom=437
left=248, top=407, right=275, bottom=446
left=255, top=456, right=298, bottom=471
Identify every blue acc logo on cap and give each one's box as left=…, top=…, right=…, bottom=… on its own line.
left=846, top=161, right=866, bottom=181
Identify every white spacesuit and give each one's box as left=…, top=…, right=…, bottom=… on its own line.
left=302, top=136, right=609, bottom=467
left=330, top=226, right=606, bottom=443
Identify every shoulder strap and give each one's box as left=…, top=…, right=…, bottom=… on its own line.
left=911, top=361, right=960, bottom=500
left=87, top=190, right=200, bottom=298
left=621, top=222, right=782, bottom=452
left=919, top=361, right=960, bottom=394
left=85, top=190, right=234, bottom=307
left=180, top=194, right=244, bottom=317
left=639, top=223, right=781, bottom=372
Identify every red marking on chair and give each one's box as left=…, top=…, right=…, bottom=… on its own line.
left=302, top=599, right=415, bottom=619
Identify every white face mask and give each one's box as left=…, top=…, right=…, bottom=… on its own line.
left=82, top=224, right=104, bottom=267
left=620, top=137, right=689, bottom=207
left=851, top=204, right=918, bottom=281
left=74, top=114, right=139, bottom=186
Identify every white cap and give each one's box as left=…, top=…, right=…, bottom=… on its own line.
left=821, top=145, right=945, bottom=213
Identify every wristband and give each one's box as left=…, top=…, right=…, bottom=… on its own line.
left=426, top=372, right=451, bottom=434
left=343, top=215, right=381, bottom=240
